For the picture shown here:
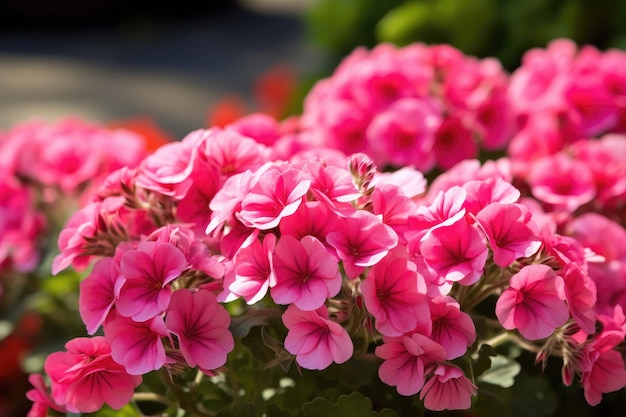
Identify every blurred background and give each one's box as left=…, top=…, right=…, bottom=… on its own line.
left=2, top=1, right=626, bottom=416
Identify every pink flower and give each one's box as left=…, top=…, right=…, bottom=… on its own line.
left=44, top=337, right=141, bottom=413
left=527, top=153, right=596, bottom=212
left=475, top=202, right=542, bottom=267
left=25, top=374, right=66, bottom=417
left=580, top=349, right=626, bottom=406
left=271, top=235, right=341, bottom=311
left=370, top=184, right=418, bottom=244
left=79, top=257, right=124, bottom=335
left=326, top=210, right=398, bottom=278
left=278, top=201, right=338, bottom=248
left=420, top=216, right=488, bottom=287
left=116, top=241, right=189, bottom=321
left=303, top=161, right=361, bottom=214
left=406, top=186, right=467, bottom=243
left=375, top=332, right=447, bottom=396
left=433, top=117, right=477, bottom=170
left=201, top=128, right=269, bottom=176
left=559, top=263, right=597, bottom=334
left=238, top=164, right=311, bottom=230
left=206, top=170, right=255, bottom=235
left=166, top=289, right=234, bottom=373
left=419, top=364, right=477, bottom=411
left=366, top=97, right=440, bottom=170
left=462, top=178, right=521, bottom=215
left=104, top=316, right=169, bottom=375
left=495, top=264, right=569, bottom=340
left=227, top=233, right=277, bottom=304
left=282, top=304, right=353, bottom=370
left=51, top=202, right=100, bottom=274
left=428, top=296, right=476, bottom=359
left=361, top=248, right=431, bottom=337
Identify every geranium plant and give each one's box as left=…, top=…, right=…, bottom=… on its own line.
left=22, top=39, right=626, bottom=417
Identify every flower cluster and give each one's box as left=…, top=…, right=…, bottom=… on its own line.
left=23, top=39, right=626, bottom=416
left=300, top=42, right=512, bottom=171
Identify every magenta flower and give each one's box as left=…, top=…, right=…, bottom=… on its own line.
left=581, top=349, right=626, bottom=406
left=239, top=165, right=311, bottom=230
left=201, top=128, right=269, bottom=176
left=495, top=264, right=569, bottom=340
left=79, top=257, right=124, bottom=335
left=25, top=374, right=66, bottom=417
left=361, top=248, right=431, bottom=337
left=559, top=263, right=597, bottom=335
left=166, top=289, right=234, bottom=372
left=419, top=364, right=477, bottom=411
left=433, top=117, right=477, bottom=170
left=406, top=186, right=467, bottom=243
left=279, top=200, right=338, bottom=247
left=475, top=202, right=542, bottom=267
left=282, top=304, right=353, bottom=370
left=271, top=235, right=341, bottom=311
left=228, top=233, right=277, bottom=304
left=371, top=184, right=418, bottom=244
left=528, top=154, right=596, bottom=212
left=44, top=337, right=141, bottom=413
left=104, top=315, right=168, bottom=375
left=303, top=161, right=361, bottom=213
left=326, top=210, right=398, bottom=278
left=375, top=332, right=447, bottom=396
left=116, top=241, right=189, bottom=322
left=428, top=296, right=476, bottom=359
left=420, top=216, right=488, bottom=287
left=462, top=177, right=521, bottom=216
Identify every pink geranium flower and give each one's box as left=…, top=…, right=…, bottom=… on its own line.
left=166, top=289, right=234, bottom=373
left=419, top=364, right=477, bottom=411
left=428, top=296, right=476, bottom=359
left=303, top=161, right=361, bottom=214
left=495, top=264, right=569, bottom=340
left=361, top=248, right=431, bottom=337
left=528, top=153, right=596, bottom=212
left=375, top=332, right=447, bottom=396
left=116, top=241, right=189, bottom=321
left=326, top=210, right=398, bottom=278
left=104, top=316, right=169, bottom=375
left=227, top=233, right=277, bottom=304
left=282, top=304, right=353, bottom=370
left=25, top=374, right=66, bottom=417
left=238, top=164, right=311, bottom=230
left=433, top=117, right=477, bottom=170
left=271, top=235, right=341, bottom=310
left=44, top=337, right=141, bottom=413
left=462, top=178, right=521, bottom=215
left=278, top=201, right=339, bottom=248
left=420, top=216, right=488, bottom=287
left=559, top=263, right=597, bottom=335
left=475, top=202, right=542, bottom=267
left=79, top=257, right=124, bottom=335
left=406, top=186, right=467, bottom=243
left=370, top=184, right=418, bottom=244
left=581, top=349, right=626, bottom=406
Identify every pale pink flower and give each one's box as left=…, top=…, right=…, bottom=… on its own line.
left=475, top=202, right=542, bottom=267
left=527, top=153, right=596, bottom=212
left=370, top=184, right=418, bottom=244
left=278, top=201, right=339, bottom=248
left=361, top=248, right=431, bottom=337
left=428, top=296, right=476, bottom=359
left=419, top=364, right=477, bottom=411
left=282, top=304, right=353, bottom=370
left=238, top=164, right=311, bottom=230
left=420, top=217, right=488, bottom=287
left=375, top=332, right=447, bottom=396
left=303, top=161, right=361, bottom=214
left=44, top=337, right=141, bottom=413
left=326, top=210, right=398, bottom=278
left=201, top=128, right=270, bottom=176
left=135, top=134, right=197, bottom=199
left=116, top=241, right=189, bottom=321
left=495, top=264, right=569, bottom=340
left=206, top=170, right=255, bottom=235
left=227, top=234, right=277, bottom=304
left=79, top=257, right=124, bottom=335
left=271, top=235, right=341, bottom=311
left=462, top=177, right=521, bottom=215
left=370, top=165, right=427, bottom=198
left=104, top=315, right=168, bottom=375
left=406, top=186, right=466, bottom=243
left=166, top=289, right=234, bottom=373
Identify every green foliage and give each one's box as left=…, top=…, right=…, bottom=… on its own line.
left=305, top=0, right=626, bottom=70
left=302, top=392, right=399, bottom=417
left=477, top=355, right=521, bottom=388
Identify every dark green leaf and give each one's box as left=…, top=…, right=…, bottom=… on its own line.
left=302, top=392, right=399, bottom=417
left=472, top=343, right=498, bottom=379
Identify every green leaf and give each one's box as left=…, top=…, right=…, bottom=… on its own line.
left=81, top=403, right=141, bottom=417
left=477, top=355, right=521, bottom=388
left=302, top=392, right=399, bottom=417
